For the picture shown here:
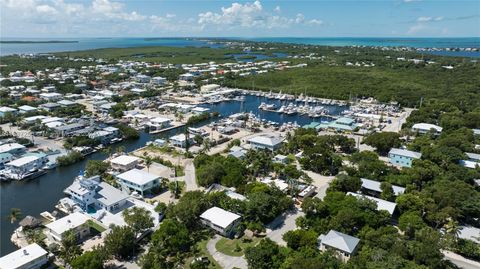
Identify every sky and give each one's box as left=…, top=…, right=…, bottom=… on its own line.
left=1, top=0, right=479, bottom=38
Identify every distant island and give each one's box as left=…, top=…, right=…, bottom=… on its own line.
left=0, top=40, right=78, bottom=44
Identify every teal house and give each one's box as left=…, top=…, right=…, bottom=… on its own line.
left=388, top=148, right=422, bottom=168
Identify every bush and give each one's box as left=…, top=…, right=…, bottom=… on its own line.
left=57, top=151, right=84, bottom=166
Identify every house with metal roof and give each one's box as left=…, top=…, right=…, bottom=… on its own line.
left=110, top=155, right=141, bottom=172
left=411, top=123, right=443, bottom=135
left=0, top=243, right=48, bottom=269
left=247, top=133, right=284, bottom=152
left=200, top=207, right=241, bottom=238
left=318, top=230, right=360, bottom=262
left=45, top=212, right=91, bottom=242
left=347, top=192, right=397, bottom=216
left=388, top=148, right=422, bottom=168
left=460, top=152, right=480, bottom=169
left=115, top=169, right=161, bottom=197
left=316, top=117, right=358, bottom=132
left=360, top=178, right=405, bottom=197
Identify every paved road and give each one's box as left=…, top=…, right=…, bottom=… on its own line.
left=206, top=235, right=248, bottom=269
left=184, top=159, right=199, bottom=191
left=443, top=250, right=480, bottom=269
left=265, top=209, right=305, bottom=246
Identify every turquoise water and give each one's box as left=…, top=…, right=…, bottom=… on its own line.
left=1, top=37, right=479, bottom=57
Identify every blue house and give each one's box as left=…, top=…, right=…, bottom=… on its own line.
left=388, top=148, right=422, bottom=168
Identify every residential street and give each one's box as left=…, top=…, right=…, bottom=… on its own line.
left=443, top=250, right=480, bottom=269
left=206, top=235, right=248, bottom=269
left=265, top=208, right=305, bottom=246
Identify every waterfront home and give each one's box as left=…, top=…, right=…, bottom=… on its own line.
left=347, top=192, right=397, bottom=216
left=4, top=155, right=46, bottom=177
left=52, top=122, right=86, bottom=137
left=411, top=123, right=443, bottom=135
left=88, top=128, right=119, bottom=144
left=0, top=106, right=17, bottom=117
left=388, top=148, right=422, bottom=168
left=170, top=134, right=194, bottom=148
left=318, top=230, right=360, bottom=262
left=116, top=169, right=161, bottom=197
left=0, top=153, right=14, bottom=169
left=201, top=84, right=220, bottom=93
left=146, top=117, right=171, bottom=131
left=0, top=243, right=48, bottom=269
left=18, top=105, right=38, bottom=114
left=360, top=178, right=405, bottom=197
left=460, top=152, right=480, bottom=169
left=39, top=92, right=63, bottom=101
left=247, top=133, right=284, bottom=152
left=200, top=207, right=241, bottom=238
left=316, top=117, right=358, bottom=132
left=45, top=212, right=91, bottom=242
left=110, top=155, right=141, bottom=172
left=64, top=175, right=129, bottom=213
left=192, top=106, right=211, bottom=114
left=0, top=143, right=26, bottom=155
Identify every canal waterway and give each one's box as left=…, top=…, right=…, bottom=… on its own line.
left=0, top=94, right=348, bottom=255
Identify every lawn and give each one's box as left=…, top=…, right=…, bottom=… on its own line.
left=184, top=239, right=221, bottom=269
left=215, top=237, right=261, bottom=257
left=86, top=220, right=107, bottom=233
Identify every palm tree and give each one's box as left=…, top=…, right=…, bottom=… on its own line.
left=116, top=145, right=126, bottom=154
left=8, top=208, right=22, bottom=237
left=145, top=156, right=153, bottom=172
left=102, top=146, right=112, bottom=157
left=8, top=208, right=21, bottom=224
left=444, top=218, right=460, bottom=245
left=202, top=138, right=211, bottom=153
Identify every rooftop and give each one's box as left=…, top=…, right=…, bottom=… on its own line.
left=45, top=212, right=90, bottom=236
left=319, top=230, right=360, bottom=254
left=412, top=123, right=443, bottom=132
left=116, top=168, right=160, bottom=186
left=6, top=156, right=39, bottom=167
left=95, top=182, right=130, bottom=206
left=389, top=148, right=422, bottom=159
left=361, top=178, right=405, bottom=196
left=110, top=155, right=140, bottom=166
left=0, top=243, right=47, bottom=269
left=347, top=192, right=397, bottom=215
left=248, top=133, right=284, bottom=147
left=200, top=206, right=241, bottom=229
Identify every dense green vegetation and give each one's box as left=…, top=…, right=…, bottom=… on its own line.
left=115, top=123, right=140, bottom=139
left=56, top=151, right=85, bottom=166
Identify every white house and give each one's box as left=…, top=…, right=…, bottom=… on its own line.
left=0, top=106, right=17, bottom=117
left=116, top=169, right=161, bottom=197
left=4, top=156, right=46, bottom=176
left=0, top=243, right=48, bottom=269
left=411, top=123, right=443, bottom=135
left=347, top=192, right=397, bottom=216
left=318, top=230, right=360, bottom=262
left=39, top=92, right=63, bottom=101
left=0, top=143, right=26, bottom=155
left=18, top=105, right=38, bottom=114
left=200, top=84, right=220, bottom=93
left=360, top=178, right=405, bottom=197
left=248, top=134, right=284, bottom=152
left=135, top=74, right=151, bottom=83
left=146, top=117, right=171, bottom=131
left=151, top=76, right=166, bottom=85
left=45, top=212, right=91, bottom=242
left=170, top=134, right=194, bottom=148
left=64, top=176, right=129, bottom=213
left=110, top=155, right=141, bottom=172
left=200, top=207, right=241, bottom=238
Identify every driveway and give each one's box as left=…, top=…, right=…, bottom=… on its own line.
left=206, top=235, right=248, bottom=269
left=304, top=170, right=334, bottom=200
left=265, top=209, right=305, bottom=246
left=184, top=159, right=199, bottom=191
left=443, top=250, right=480, bottom=269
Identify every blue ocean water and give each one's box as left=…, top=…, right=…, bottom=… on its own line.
left=0, top=37, right=479, bottom=57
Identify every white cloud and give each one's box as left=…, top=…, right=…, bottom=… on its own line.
left=403, top=0, right=422, bottom=2
left=198, top=1, right=323, bottom=30
left=416, top=16, right=443, bottom=22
